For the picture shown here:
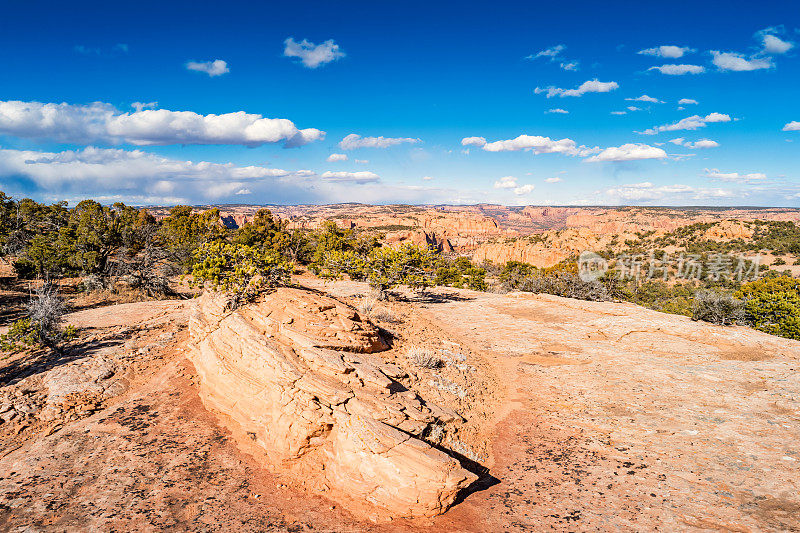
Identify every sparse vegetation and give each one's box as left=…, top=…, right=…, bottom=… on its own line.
left=406, top=346, right=443, bottom=369
left=691, top=291, right=746, bottom=326
left=1, top=282, right=77, bottom=353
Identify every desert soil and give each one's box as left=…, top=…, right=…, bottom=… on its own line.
left=1, top=280, right=798, bottom=531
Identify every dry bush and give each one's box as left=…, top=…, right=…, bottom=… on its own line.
left=357, top=294, right=377, bottom=317
left=406, top=345, right=443, bottom=369
left=692, top=291, right=746, bottom=325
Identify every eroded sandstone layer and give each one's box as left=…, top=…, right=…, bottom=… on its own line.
left=187, top=288, right=477, bottom=518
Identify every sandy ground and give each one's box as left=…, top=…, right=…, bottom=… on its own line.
left=1, top=280, right=799, bottom=531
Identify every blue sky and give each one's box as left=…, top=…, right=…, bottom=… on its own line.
left=0, top=0, right=798, bottom=206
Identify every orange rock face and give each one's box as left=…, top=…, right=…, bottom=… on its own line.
left=187, top=288, right=476, bottom=518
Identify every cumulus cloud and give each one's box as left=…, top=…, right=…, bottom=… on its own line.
left=638, top=45, right=694, bottom=58
left=603, top=181, right=732, bottom=202
left=186, top=59, right=230, bottom=77
left=0, top=100, right=324, bottom=147
left=648, top=64, right=705, bottom=75
left=626, top=95, right=663, bottom=103
left=0, top=146, right=317, bottom=201
left=545, top=177, right=562, bottom=183
left=761, top=33, right=794, bottom=54
left=639, top=112, right=732, bottom=135
left=670, top=138, right=720, bottom=149
left=283, top=38, right=344, bottom=68
left=320, top=171, right=380, bottom=183
left=494, top=176, right=518, bottom=189
left=560, top=61, right=580, bottom=71
left=711, top=51, right=773, bottom=71
left=478, top=134, right=598, bottom=156
left=756, top=27, right=795, bottom=54
left=493, top=176, right=534, bottom=195
left=584, top=143, right=667, bottom=162
left=326, top=153, right=348, bottom=162
left=535, top=79, right=619, bottom=98
left=783, top=121, right=800, bottom=131
left=627, top=106, right=641, bottom=112
left=678, top=98, right=699, bottom=105
left=546, top=108, right=569, bottom=114
left=704, top=168, right=767, bottom=182
left=338, top=133, right=419, bottom=150
left=461, top=136, right=487, bottom=147
left=131, top=102, right=158, bottom=112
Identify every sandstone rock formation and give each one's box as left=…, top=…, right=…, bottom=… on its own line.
left=187, top=288, right=477, bottom=518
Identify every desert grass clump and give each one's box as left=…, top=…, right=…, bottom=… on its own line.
left=406, top=345, right=443, bottom=369
left=356, top=293, right=377, bottom=318
left=692, top=290, right=746, bottom=326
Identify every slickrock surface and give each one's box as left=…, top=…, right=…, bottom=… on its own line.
left=187, top=288, right=477, bottom=518
left=1, top=281, right=799, bottom=531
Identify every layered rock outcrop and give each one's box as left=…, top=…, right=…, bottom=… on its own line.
left=187, top=288, right=476, bottom=518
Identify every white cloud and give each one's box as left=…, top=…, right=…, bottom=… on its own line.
left=494, top=176, right=518, bottom=189
left=0, top=100, right=324, bottom=147
left=603, top=181, right=732, bottom=202
left=479, top=134, right=598, bottom=156
left=0, top=146, right=316, bottom=200
left=493, top=176, right=534, bottom=195
left=546, top=108, right=569, bottom=114
left=320, top=171, right=380, bottom=183
left=528, top=45, right=565, bottom=60
left=131, top=101, right=158, bottom=112
left=461, top=136, right=487, bottom=147
left=762, top=33, right=794, bottom=54
left=638, top=45, right=694, bottom=58
left=585, top=143, right=667, bottom=162
left=544, top=177, right=562, bottom=183
left=610, top=111, right=627, bottom=115
left=626, top=95, right=663, bottom=103
left=422, top=176, right=434, bottom=180
left=235, top=188, right=251, bottom=195
left=526, top=45, right=580, bottom=71
left=535, top=79, right=619, bottom=98
left=627, top=106, right=640, bottom=112
left=639, top=112, right=731, bottom=135
left=283, top=38, right=344, bottom=68
left=678, top=98, right=699, bottom=105
left=648, top=64, right=705, bottom=75
left=704, top=168, right=767, bottom=182
left=326, top=153, right=348, bottom=162
left=711, top=51, right=773, bottom=71
left=338, top=133, right=419, bottom=150
left=670, top=138, right=719, bottom=149
left=757, top=27, right=795, bottom=54
left=354, top=159, right=369, bottom=164
left=186, top=59, right=230, bottom=77
left=783, top=121, right=800, bottom=131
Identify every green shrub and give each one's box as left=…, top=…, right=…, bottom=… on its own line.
left=736, top=276, right=800, bottom=340
left=191, top=241, right=292, bottom=308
